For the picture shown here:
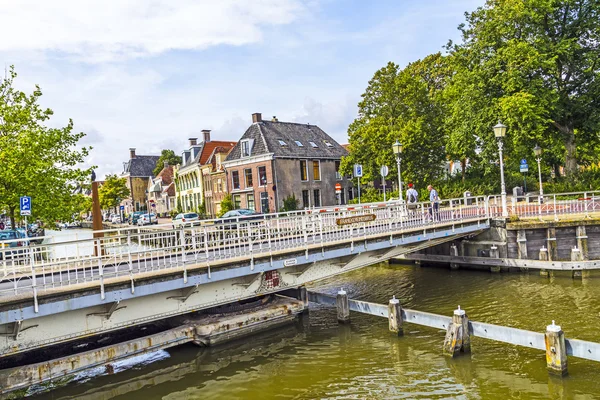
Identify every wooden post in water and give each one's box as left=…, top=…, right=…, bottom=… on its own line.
left=388, top=296, right=403, bottom=336
left=443, top=306, right=471, bottom=357
left=336, top=289, right=350, bottom=323
left=489, top=245, right=501, bottom=273
left=539, top=246, right=550, bottom=277
left=576, top=225, right=589, bottom=260
left=571, top=247, right=583, bottom=279
left=546, top=227, right=558, bottom=261
left=298, top=286, right=308, bottom=313
left=545, top=320, right=568, bottom=376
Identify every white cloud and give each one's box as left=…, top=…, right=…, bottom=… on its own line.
left=0, top=0, right=305, bottom=62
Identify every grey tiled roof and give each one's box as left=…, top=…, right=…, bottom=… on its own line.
left=226, top=121, right=348, bottom=161
left=123, top=155, right=160, bottom=177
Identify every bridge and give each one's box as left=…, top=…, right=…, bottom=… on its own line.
left=0, top=192, right=597, bottom=358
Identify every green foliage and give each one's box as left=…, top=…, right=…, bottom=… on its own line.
left=349, top=187, right=384, bottom=204
left=153, top=149, right=182, bottom=176
left=218, top=194, right=234, bottom=217
left=281, top=194, right=299, bottom=212
left=98, top=174, right=130, bottom=211
left=0, top=66, right=93, bottom=227
left=196, top=201, right=206, bottom=217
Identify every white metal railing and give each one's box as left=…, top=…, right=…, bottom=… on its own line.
left=0, top=196, right=489, bottom=305
left=487, top=191, right=600, bottom=219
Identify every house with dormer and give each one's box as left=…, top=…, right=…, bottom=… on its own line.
left=120, top=148, right=160, bottom=214
left=223, top=113, right=350, bottom=212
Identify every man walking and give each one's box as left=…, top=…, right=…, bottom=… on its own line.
left=427, top=185, right=440, bottom=222
left=406, top=183, right=418, bottom=205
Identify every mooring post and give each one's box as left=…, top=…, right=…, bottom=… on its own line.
left=388, top=295, right=403, bottom=336
left=545, top=320, right=567, bottom=376
left=571, top=247, right=583, bottom=278
left=298, top=286, right=308, bottom=313
left=539, top=246, right=550, bottom=277
left=336, top=288, right=350, bottom=323
left=443, top=306, right=471, bottom=357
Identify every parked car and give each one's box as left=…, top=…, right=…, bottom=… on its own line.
left=111, top=215, right=122, bottom=224
left=172, top=212, right=200, bottom=228
left=217, top=209, right=263, bottom=229
left=129, top=211, right=144, bottom=225
left=0, top=229, right=27, bottom=260
left=137, top=213, right=158, bottom=226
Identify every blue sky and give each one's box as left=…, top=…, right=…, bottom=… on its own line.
left=0, top=0, right=483, bottom=178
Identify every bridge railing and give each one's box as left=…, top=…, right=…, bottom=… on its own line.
left=487, top=190, right=600, bottom=219
left=0, top=196, right=489, bottom=302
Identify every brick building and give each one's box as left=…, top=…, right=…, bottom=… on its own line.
left=223, top=113, right=350, bottom=212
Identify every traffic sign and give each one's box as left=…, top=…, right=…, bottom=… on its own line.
left=353, top=164, right=363, bottom=177
left=151, top=202, right=156, bottom=207
left=520, top=159, right=527, bottom=165
left=380, top=165, right=389, bottom=177
left=120, top=205, right=125, bottom=210
left=335, top=183, right=342, bottom=193
left=520, top=164, right=529, bottom=173
left=20, top=196, right=31, bottom=216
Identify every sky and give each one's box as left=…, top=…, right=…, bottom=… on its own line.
left=0, top=0, right=484, bottom=178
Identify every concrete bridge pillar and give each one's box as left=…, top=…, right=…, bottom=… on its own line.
left=388, top=296, right=403, bottom=336
left=576, top=225, right=589, bottom=260
left=443, top=306, right=471, bottom=357
left=546, top=227, right=558, bottom=261
left=336, top=289, right=350, bottom=323
left=545, top=321, right=568, bottom=376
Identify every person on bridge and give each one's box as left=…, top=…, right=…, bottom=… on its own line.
left=406, top=184, right=419, bottom=215
left=427, top=185, right=440, bottom=222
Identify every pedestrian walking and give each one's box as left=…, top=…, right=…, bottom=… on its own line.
left=406, top=183, right=418, bottom=205
left=427, top=185, right=440, bottom=222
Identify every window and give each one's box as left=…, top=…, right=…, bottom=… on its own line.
left=244, top=168, right=253, bottom=187
left=247, top=193, right=255, bottom=211
left=295, top=140, right=304, bottom=147
left=258, top=166, right=267, bottom=186
left=313, top=189, right=321, bottom=207
left=233, top=194, right=242, bottom=209
left=324, top=141, right=333, bottom=147
left=313, top=160, right=321, bottom=181
left=335, top=160, right=342, bottom=180
left=241, top=140, right=252, bottom=157
left=302, top=190, right=310, bottom=209
left=232, top=171, right=240, bottom=190
left=309, top=141, right=318, bottom=148
left=278, top=139, right=287, bottom=146
left=300, top=160, right=308, bottom=181
left=260, top=192, right=269, bottom=213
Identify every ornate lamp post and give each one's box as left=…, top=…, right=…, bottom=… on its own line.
left=392, top=140, right=403, bottom=199
left=534, top=144, right=543, bottom=204
left=493, top=121, right=508, bottom=217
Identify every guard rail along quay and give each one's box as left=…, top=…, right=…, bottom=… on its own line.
left=0, top=196, right=489, bottom=356
left=308, top=290, right=600, bottom=377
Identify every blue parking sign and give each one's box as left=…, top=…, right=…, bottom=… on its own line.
left=20, top=196, right=31, bottom=216
left=120, top=205, right=125, bottom=211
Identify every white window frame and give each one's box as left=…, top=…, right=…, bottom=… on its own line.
left=295, top=140, right=304, bottom=147
left=278, top=139, right=287, bottom=146
left=312, top=160, right=321, bottom=181
left=324, top=141, right=333, bottom=147
left=309, top=141, right=318, bottom=148
left=300, top=160, right=309, bottom=182
left=241, top=140, right=251, bottom=157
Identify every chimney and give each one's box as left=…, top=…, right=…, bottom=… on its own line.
left=189, top=137, right=198, bottom=146
left=252, top=113, right=262, bottom=123
left=202, top=129, right=211, bottom=143
left=271, top=116, right=278, bottom=122
left=163, top=160, right=169, bottom=169
left=129, top=148, right=136, bottom=159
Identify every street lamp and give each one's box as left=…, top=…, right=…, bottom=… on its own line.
left=392, top=140, right=403, bottom=199
left=534, top=144, right=543, bottom=204
left=493, top=121, right=508, bottom=217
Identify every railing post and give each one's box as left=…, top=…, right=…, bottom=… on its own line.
left=127, top=230, right=133, bottom=272
left=443, top=305, right=470, bottom=357
left=30, top=246, right=39, bottom=313
left=336, top=288, right=350, bottom=323
left=97, top=238, right=105, bottom=300
left=180, top=227, right=186, bottom=264
left=388, top=295, right=403, bottom=336
left=545, top=320, right=567, bottom=376
left=553, top=195, right=558, bottom=221
left=584, top=192, right=589, bottom=218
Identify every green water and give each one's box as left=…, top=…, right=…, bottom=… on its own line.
left=34, top=264, right=600, bottom=399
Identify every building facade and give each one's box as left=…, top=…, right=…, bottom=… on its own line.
left=174, top=130, right=236, bottom=213
left=147, top=161, right=176, bottom=216
left=201, top=147, right=231, bottom=218
left=120, top=148, right=160, bottom=214
left=223, top=113, right=350, bottom=212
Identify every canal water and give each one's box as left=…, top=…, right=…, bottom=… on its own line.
left=30, top=263, right=600, bottom=399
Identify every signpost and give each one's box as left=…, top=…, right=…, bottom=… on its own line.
left=354, top=164, right=363, bottom=204
left=119, top=205, right=125, bottom=224
left=20, top=196, right=31, bottom=227
left=380, top=165, right=389, bottom=201
left=335, top=183, right=342, bottom=205
left=520, top=159, right=529, bottom=192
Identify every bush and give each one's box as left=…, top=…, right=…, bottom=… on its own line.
left=281, top=194, right=299, bottom=212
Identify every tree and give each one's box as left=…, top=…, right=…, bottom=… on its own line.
left=341, top=55, right=448, bottom=189
left=218, top=194, right=234, bottom=217
left=98, top=174, right=130, bottom=212
left=447, top=0, right=600, bottom=177
left=154, top=149, right=182, bottom=176
left=0, top=66, right=92, bottom=228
